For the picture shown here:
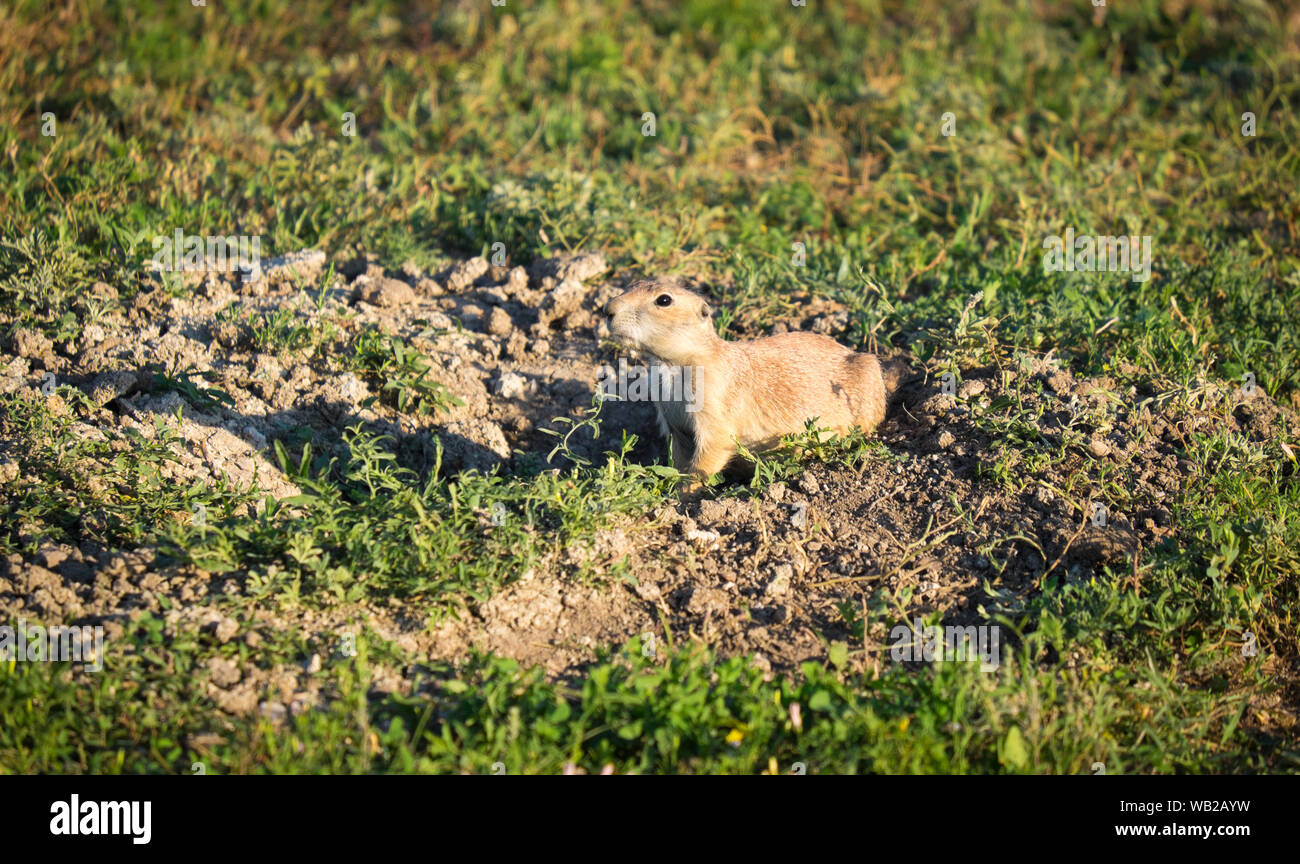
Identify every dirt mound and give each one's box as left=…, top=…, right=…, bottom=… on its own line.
left=424, top=348, right=1274, bottom=680
left=1, top=251, right=1290, bottom=707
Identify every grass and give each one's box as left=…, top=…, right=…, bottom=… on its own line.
left=1, top=0, right=1298, bottom=772
left=346, top=329, right=466, bottom=417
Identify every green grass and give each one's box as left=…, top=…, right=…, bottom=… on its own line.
left=1, top=0, right=1298, bottom=772
left=346, top=329, right=466, bottom=417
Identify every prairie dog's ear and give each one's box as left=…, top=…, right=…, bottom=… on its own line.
left=699, top=300, right=712, bottom=319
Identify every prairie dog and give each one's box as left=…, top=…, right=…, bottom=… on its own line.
left=603, top=278, right=888, bottom=481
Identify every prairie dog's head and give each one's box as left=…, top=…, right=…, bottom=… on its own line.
left=604, top=278, right=715, bottom=363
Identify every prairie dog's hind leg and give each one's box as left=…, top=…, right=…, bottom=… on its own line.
left=850, top=353, right=888, bottom=432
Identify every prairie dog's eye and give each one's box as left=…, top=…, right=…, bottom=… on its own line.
left=654, top=294, right=673, bottom=307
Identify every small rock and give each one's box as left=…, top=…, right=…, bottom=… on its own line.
left=505, top=331, right=528, bottom=362
left=685, top=585, right=729, bottom=615
left=531, top=252, right=608, bottom=284
left=553, top=252, right=608, bottom=283
left=797, top=472, right=820, bottom=495
left=685, top=528, right=721, bottom=550
left=541, top=277, right=586, bottom=324
left=187, top=732, right=227, bottom=749
left=1046, top=371, right=1073, bottom=395
left=790, top=502, right=809, bottom=530
left=442, top=420, right=512, bottom=469
left=486, top=306, right=514, bottom=337
left=79, top=324, right=106, bottom=347
left=335, top=372, right=366, bottom=403
left=246, top=249, right=327, bottom=286
left=35, top=546, right=70, bottom=569
left=210, top=616, right=239, bottom=644
left=352, top=274, right=415, bottom=308
left=240, top=425, right=267, bottom=449
left=259, top=701, right=288, bottom=724
left=211, top=685, right=258, bottom=716
left=415, top=276, right=445, bottom=296
left=458, top=302, right=486, bottom=329
left=696, top=499, right=729, bottom=526
left=478, top=284, right=510, bottom=306
left=561, top=308, right=595, bottom=331
left=504, top=266, right=529, bottom=296
left=633, top=581, right=661, bottom=602
left=88, top=369, right=140, bottom=407
left=1075, top=526, right=1140, bottom=565
left=208, top=657, right=242, bottom=688
left=495, top=372, right=528, bottom=400
left=12, top=328, right=53, bottom=362
left=1087, top=435, right=1111, bottom=458
left=809, top=311, right=848, bottom=335
left=765, top=563, right=794, bottom=598
left=211, top=320, right=245, bottom=350
left=921, top=392, right=957, bottom=416
left=936, top=430, right=956, bottom=449
left=447, top=257, right=490, bottom=292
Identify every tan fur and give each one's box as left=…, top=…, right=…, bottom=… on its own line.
left=604, top=278, right=888, bottom=482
